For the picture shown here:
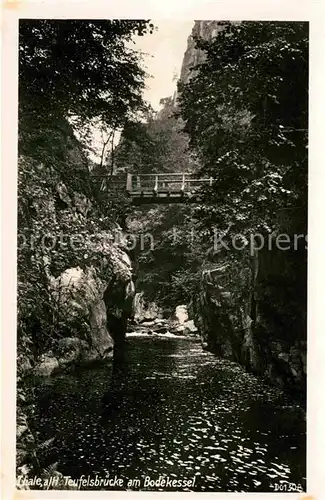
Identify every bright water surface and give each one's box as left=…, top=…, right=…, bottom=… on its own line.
left=34, top=335, right=306, bottom=492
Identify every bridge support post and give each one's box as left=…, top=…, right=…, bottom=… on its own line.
left=154, top=175, right=158, bottom=194
left=181, top=173, right=185, bottom=192
left=126, top=173, right=132, bottom=192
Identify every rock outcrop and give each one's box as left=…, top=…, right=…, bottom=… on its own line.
left=191, top=212, right=307, bottom=394
left=17, top=115, right=136, bottom=484
left=19, top=146, right=135, bottom=377
left=169, top=305, right=198, bottom=336
left=174, top=305, right=189, bottom=324
left=179, top=21, right=227, bottom=85
left=178, top=22, right=306, bottom=395
left=32, top=243, right=135, bottom=376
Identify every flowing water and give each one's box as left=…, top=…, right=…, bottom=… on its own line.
left=33, top=335, right=306, bottom=492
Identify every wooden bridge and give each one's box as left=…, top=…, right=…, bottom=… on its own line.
left=98, top=173, right=213, bottom=204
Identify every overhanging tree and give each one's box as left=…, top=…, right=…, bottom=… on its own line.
left=17, top=20, right=155, bottom=348
left=178, top=21, right=308, bottom=237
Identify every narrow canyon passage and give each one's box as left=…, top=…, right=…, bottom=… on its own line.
left=33, top=334, right=305, bottom=492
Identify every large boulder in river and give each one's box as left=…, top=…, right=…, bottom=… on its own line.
left=169, top=305, right=198, bottom=335
left=133, top=292, right=163, bottom=323
left=183, top=320, right=198, bottom=335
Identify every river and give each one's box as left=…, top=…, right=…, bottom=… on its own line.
left=33, top=334, right=306, bottom=492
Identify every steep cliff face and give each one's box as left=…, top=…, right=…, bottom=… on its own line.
left=179, top=21, right=226, bottom=84
left=191, top=216, right=307, bottom=395
left=32, top=240, right=135, bottom=377
left=17, top=120, right=136, bottom=480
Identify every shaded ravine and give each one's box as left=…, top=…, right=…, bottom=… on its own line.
left=33, top=335, right=306, bottom=492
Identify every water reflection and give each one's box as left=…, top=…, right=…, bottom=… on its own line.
left=33, top=337, right=306, bottom=492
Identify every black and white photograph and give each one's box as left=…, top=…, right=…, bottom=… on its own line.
left=6, top=9, right=313, bottom=495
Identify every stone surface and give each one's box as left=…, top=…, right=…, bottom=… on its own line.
left=73, top=191, right=92, bottom=216
left=175, top=21, right=241, bottom=105
left=154, top=325, right=168, bottom=334
left=183, top=320, right=198, bottom=335
left=191, top=231, right=306, bottom=392
left=33, top=240, right=135, bottom=376
left=56, top=181, right=72, bottom=206
left=154, top=318, right=168, bottom=325
left=51, top=266, right=114, bottom=357
left=141, top=320, right=156, bottom=327
left=179, top=22, right=226, bottom=85
left=19, top=357, right=33, bottom=373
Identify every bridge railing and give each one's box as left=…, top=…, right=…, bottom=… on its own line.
left=91, top=172, right=214, bottom=197
left=126, top=173, right=213, bottom=194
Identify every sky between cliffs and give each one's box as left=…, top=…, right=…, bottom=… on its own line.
left=132, top=20, right=193, bottom=110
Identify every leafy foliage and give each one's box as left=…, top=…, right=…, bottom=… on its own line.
left=18, top=19, right=154, bottom=349
left=19, top=19, right=155, bottom=176
left=118, top=22, right=308, bottom=314
left=115, top=96, right=197, bottom=175
left=178, top=21, right=308, bottom=236
left=19, top=20, right=154, bottom=125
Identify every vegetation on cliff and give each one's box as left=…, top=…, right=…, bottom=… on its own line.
left=17, top=19, right=154, bottom=482
left=18, top=19, right=154, bottom=357
left=177, top=22, right=308, bottom=388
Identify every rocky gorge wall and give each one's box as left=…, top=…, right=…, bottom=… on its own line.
left=191, top=213, right=307, bottom=395
left=179, top=21, right=227, bottom=85
left=32, top=244, right=135, bottom=377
